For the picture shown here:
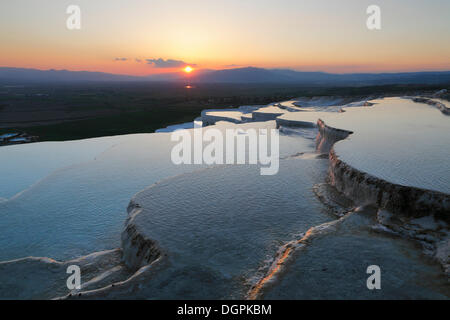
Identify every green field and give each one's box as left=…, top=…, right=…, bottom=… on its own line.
left=0, top=82, right=448, bottom=141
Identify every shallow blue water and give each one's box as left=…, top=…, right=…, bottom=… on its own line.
left=263, top=213, right=450, bottom=299
left=332, top=98, right=450, bottom=193
left=0, top=122, right=313, bottom=261
left=121, top=158, right=332, bottom=299
left=0, top=135, right=132, bottom=199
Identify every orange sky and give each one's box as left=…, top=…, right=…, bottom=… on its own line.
left=1, top=0, right=449, bottom=75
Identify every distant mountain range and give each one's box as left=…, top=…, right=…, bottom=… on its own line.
left=1, top=67, right=450, bottom=86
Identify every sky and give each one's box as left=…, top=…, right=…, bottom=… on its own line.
left=0, top=0, right=449, bottom=75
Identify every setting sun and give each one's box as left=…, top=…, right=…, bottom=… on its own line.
left=184, top=66, right=193, bottom=73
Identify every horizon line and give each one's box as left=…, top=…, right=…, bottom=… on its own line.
left=2, top=66, right=450, bottom=77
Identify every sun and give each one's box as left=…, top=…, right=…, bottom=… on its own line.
left=184, top=66, right=193, bottom=73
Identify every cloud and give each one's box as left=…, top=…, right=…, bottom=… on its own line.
left=135, top=58, right=142, bottom=63
left=146, top=58, right=194, bottom=68
left=114, top=57, right=128, bottom=62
